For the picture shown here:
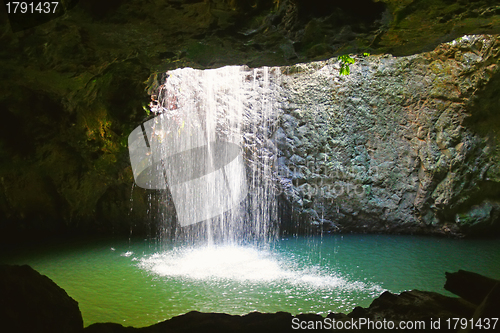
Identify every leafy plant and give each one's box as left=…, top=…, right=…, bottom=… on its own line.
left=338, top=54, right=355, bottom=76
left=337, top=53, right=370, bottom=75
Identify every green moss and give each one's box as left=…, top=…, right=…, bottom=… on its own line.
left=362, top=184, right=372, bottom=196
left=186, top=42, right=220, bottom=67
left=307, top=44, right=332, bottom=59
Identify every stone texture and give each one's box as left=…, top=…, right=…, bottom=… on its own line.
left=274, top=35, right=500, bottom=236
left=0, top=264, right=83, bottom=333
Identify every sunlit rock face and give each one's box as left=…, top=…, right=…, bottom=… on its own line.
left=274, top=35, right=500, bottom=236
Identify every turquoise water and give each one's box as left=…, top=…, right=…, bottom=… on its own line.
left=1, top=234, right=499, bottom=328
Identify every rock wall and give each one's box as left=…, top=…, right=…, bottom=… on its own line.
left=274, top=35, right=500, bottom=236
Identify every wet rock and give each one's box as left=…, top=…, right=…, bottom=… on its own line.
left=0, top=264, right=83, bottom=333
left=276, top=35, right=500, bottom=237
left=5, top=265, right=490, bottom=333
left=455, top=201, right=500, bottom=235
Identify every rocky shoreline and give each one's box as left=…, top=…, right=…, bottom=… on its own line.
left=1, top=264, right=497, bottom=332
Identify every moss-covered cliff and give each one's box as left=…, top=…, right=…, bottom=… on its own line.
left=1, top=0, right=500, bottom=239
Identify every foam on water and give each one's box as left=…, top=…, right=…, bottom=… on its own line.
left=137, top=245, right=384, bottom=293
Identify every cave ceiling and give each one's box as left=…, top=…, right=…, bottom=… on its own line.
left=1, top=0, right=500, bottom=73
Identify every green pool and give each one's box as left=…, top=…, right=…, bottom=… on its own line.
left=2, top=234, right=499, bottom=328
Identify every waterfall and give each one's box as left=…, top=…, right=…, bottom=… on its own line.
left=124, top=66, right=389, bottom=319
left=129, top=65, right=282, bottom=245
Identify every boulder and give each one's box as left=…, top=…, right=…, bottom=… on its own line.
left=463, top=282, right=500, bottom=332
left=0, top=264, right=83, bottom=333
left=85, top=323, right=138, bottom=333
left=85, top=311, right=300, bottom=333
left=347, top=289, right=476, bottom=329
left=444, top=270, right=500, bottom=305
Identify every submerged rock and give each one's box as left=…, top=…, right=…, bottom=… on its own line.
left=0, top=264, right=83, bottom=333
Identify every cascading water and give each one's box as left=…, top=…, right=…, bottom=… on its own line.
left=124, top=65, right=385, bottom=325
left=129, top=65, right=282, bottom=245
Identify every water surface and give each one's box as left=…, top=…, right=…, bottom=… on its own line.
left=2, top=235, right=499, bottom=328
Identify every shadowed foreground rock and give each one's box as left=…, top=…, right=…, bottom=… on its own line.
left=84, top=291, right=476, bottom=333
left=347, top=290, right=475, bottom=327
left=445, top=270, right=500, bottom=333
left=84, top=288, right=479, bottom=332
left=85, top=311, right=302, bottom=333
left=82, top=269, right=500, bottom=332
left=0, top=264, right=83, bottom=333
left=465, top=282, right=500, bottom=332
left=445, top=270, right=500, bottom=305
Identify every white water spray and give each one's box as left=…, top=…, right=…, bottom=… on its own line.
left=129, top=65, right=282, bottom=245
left=138, top=244, right=384, bottom=293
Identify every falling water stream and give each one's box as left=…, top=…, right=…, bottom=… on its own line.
left=130, top=65, right=282, bottom=245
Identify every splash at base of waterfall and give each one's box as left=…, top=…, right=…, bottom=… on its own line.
left=138, top=244, right=384, bottom=293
